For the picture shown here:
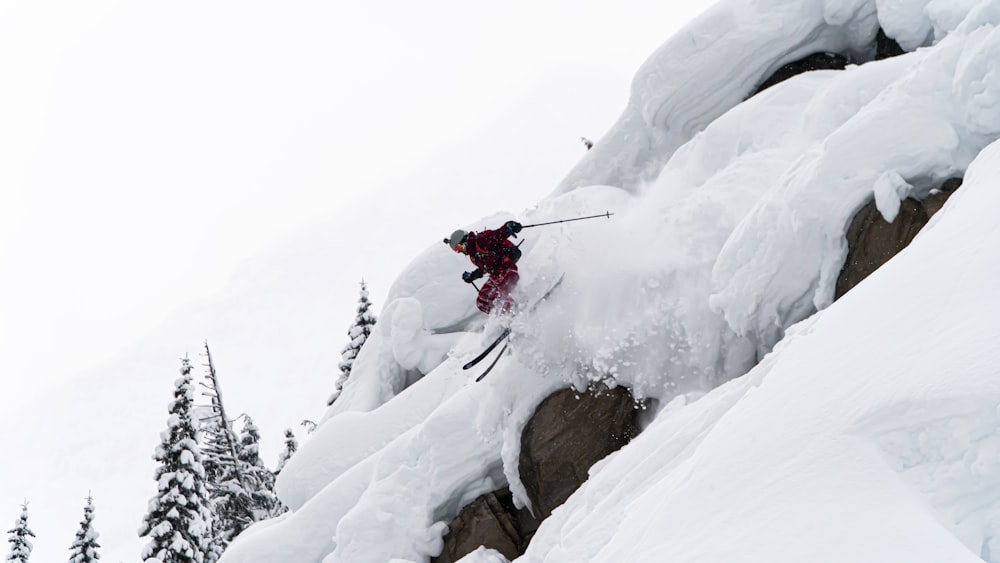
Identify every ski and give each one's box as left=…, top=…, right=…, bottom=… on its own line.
left=462, top=327, right=511, bottom=370
left=475, top=342, right=508, bottom=382
left=462, top=273, right=564, bottom=375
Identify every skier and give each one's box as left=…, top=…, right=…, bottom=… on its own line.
left=445, top=220, right=523, bottom=314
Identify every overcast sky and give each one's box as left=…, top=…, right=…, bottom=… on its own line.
left=0, top=1, right=711, bottom=404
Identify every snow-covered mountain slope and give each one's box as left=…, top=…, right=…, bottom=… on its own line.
left=222, top=1, right=1000, bottom=562
left=519, top=143, right=1000, bottom=562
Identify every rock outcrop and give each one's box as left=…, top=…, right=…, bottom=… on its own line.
left=875, top=28, right=906, bottom=60
left=923, top=177, right=963, bottom=218
left=432, top=488, right=537, bottom=563
left=836, top=178, right=962, bottom=299
left=751, top=52, right=849, bottom=97
left=519, top=386, right=641, bottom=521
left=750, top=28, right=906, bottom=99
left=434, top=385, right=641, bottom=562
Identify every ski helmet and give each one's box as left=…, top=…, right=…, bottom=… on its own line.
left=447, top=229, right=468, bottom=251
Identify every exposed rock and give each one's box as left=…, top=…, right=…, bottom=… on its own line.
left=750, top=52, right=849, bottom=98
left=923, top=177, right=963, bottom=218
left=519, top=386, right=640, bottom=520
left=433, top=488, right=537, bottom=563
left=836, top=197, right=927, bottom=299
left=875, top=28, right=906, bottom=60
left=750, top=28, right=905, bottom=100
left=436, top=386, right=640, bottom=562
left=836, top=177, right=963, bottom=299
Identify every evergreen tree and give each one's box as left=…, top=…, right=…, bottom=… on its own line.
left=138, top=358, right=213, bottom=563
left=274, top=429, right=298, bottom=475
left=236, top=417, right=285, bottom=519
left=328, top=279, right=377, bottom=405
left=299, top=420, right=317, bottom=434
left=202, top=415, right=248, bottom=549
left=7, top=502, right=34, bottom=563
left=197, top=343, right=253, bottom=557
left=68, top=494, right=100, bottom=563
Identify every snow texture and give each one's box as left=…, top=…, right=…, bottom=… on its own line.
left=221, top=1, right=1000, bottom=562
left=456, top=547, right=510, bottom=563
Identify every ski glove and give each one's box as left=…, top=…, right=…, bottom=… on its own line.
left=504, top=221, right=523, bottom=237
left=462, top=269, right=484, bottom=283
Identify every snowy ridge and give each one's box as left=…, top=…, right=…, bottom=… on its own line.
left=554, top=0, right=882, bottom=195
left=221, top=0, right=1000, bottom=562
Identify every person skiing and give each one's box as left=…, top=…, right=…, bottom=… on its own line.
left=445, top=220, right=523, bottom=314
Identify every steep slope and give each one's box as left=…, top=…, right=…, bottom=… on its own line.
left=221, top=1, right=1000, bottom=562
left=522, top=142, right=1000, bottom=561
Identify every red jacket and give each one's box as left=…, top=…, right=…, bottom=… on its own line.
left=465, top=227, right=519, bottom=275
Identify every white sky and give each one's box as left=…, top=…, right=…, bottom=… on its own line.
left=0, top=1, right=711, bottom=401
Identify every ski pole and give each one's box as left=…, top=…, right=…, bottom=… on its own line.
left=521, top=211, right=613, bottom=229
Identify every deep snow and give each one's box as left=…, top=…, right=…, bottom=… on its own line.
left=215, top=0, right=1000, bottom=561
left=520, top=139, right=1000, bottom=561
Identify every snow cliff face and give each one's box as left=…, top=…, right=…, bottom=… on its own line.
left=222, top=0, right=1000, bottom=562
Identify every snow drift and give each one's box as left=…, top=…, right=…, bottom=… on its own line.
left=221, top=0, right=1000, bottom=561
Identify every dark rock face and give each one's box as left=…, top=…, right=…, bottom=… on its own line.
left=434, top=385, right=640, bottom=562
left=836, top=197, right=928, bottom=299
left=519, top=386, right=640, bottom=520
left=923, top=177, right=963, bottom=218
left=750, top=28, right=907, bottom=99
left=750, top=52, right=849, bottom=98
left=835, top=177, right=962, bottom=299
left=875, top=28, right=907, bottom=60
left=432, top=488, right=537, bottom=563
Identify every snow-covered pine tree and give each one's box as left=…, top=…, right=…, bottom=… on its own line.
left=274, top=429, right=298, bottom=475
left=197, top=343, right=253, bottom=558
left=328, top=279, right=377, bottom=405
left=7, top=502, right=34, bottom=563
left=68, top=494, right=100, bottom=563
left=236, top=417, right=285, bottom=518
left=198, top=410, right=233, bottom=563
left=138, top=357, right=213, bottom=563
